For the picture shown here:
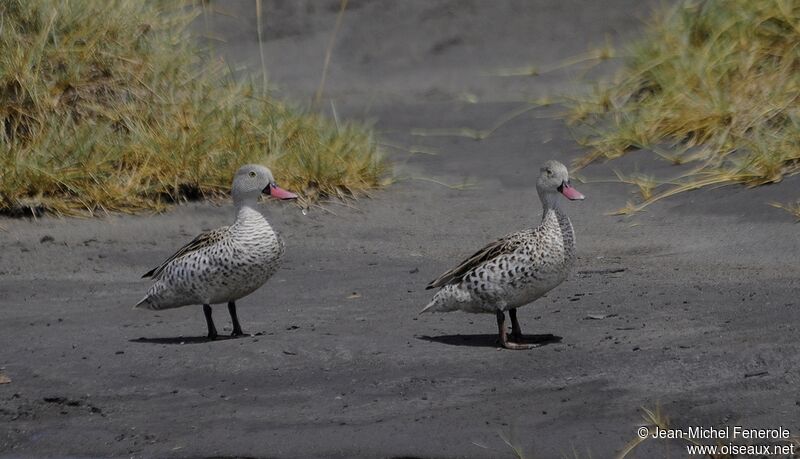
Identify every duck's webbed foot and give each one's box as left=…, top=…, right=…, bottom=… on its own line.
left=496, top=310, right=540, bottom=350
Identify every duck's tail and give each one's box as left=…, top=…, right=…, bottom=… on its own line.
left=419, top=300, right=438, bottom=315
left=133, top=296, right=157, bottom=310
left=419, top=285, right=466, bottom=314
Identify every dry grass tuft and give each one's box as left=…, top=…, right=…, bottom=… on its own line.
left=563, top=0, right=800, bottom=213
left=0, top=0, right=387, bottom=217
left=769, top=200, right=800, bottom=221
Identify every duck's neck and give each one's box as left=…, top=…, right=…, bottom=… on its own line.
left=539, top=190, right=562, bottom=221
left=232, top=201, right=270, bottom=233
left=540, top=194, right=576, bottom=255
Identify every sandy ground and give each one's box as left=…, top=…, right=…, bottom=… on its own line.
left=2, top=1, right=800, bottom=458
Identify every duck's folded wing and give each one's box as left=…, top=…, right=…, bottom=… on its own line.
left=141, top=227, right=229, bottom=279
left=426, top=234, right=524, bottom=289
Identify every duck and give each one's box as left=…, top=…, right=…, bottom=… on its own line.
left=135, top=164, right=297, bottom=339
left=420, top=160, right=584, bottom=350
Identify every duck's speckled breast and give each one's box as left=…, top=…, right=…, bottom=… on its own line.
left=214, top=208, right=285, bottom=303
left=464, top=209, right=576, bottom=311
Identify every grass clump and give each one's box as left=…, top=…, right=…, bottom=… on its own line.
left=564, top=0, right=800, bottom=213
left=0, top=0, right=387, bottom=217
left=770, top=199, right=800, bottom=221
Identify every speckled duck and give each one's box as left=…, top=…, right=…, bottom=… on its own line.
left=135, top=164, right=297, bottom=339
left=421, top=160, right=584, bottom=350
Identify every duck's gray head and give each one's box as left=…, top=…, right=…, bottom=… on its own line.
left=231, top=164, right=297, bottom=205
left=536, top=160, right=584, bottom=204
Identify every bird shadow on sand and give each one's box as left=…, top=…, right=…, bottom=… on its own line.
left=130, top=334, right=251, bottom=345
left=417, top=333, right=562, bottom=348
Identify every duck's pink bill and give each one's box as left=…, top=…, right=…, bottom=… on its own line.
left=560, top=183, right=585, bottom=200
left=270, top=185, right=298, bottom=200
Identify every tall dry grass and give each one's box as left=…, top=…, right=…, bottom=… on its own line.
left=563, top=0, right=800, bottom=214
left=0, top=0, right=387, bottom=217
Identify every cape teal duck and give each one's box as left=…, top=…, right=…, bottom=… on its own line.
left=421, top=160, right=584, bottom=350
left=135, top=164, right=297, bottom=339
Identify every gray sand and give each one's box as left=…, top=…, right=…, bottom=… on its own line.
left=2, top=1, right=799, bottom=458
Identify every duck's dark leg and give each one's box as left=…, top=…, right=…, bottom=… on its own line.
left=496, top=310, right=535, bottom=350
left=203, top=304, right=218, bottom=340
left=509, top=308, right=523, bottom=341
left=228, top=301, right=244, bottom=337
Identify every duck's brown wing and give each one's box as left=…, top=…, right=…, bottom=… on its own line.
left=141, top=227, right=229, bottom=280
left=426, top=232, right=527, bottom=289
